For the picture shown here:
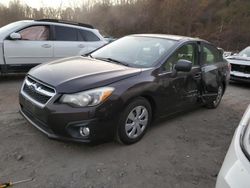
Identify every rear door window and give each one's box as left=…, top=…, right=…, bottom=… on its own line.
left=55, top=26, right=77, bottom=41
left=78, top=29, right=100, bottom=41
left=202, top=43, right=222, bottom=65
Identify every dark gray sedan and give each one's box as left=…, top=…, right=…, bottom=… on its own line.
left=19, top=34, right=230, bottom=144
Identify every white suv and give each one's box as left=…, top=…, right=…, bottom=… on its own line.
left=0, top=19, right=107, bottom=73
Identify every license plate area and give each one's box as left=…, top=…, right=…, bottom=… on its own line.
left=22, top=97, right=48, bottom=124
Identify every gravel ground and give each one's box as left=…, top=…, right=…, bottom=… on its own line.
left=0, top=75, right=250, bottom=188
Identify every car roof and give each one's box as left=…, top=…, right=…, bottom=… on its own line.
left=18, top=19, right=95, bottom=30
left=131, top=34, right=206, bottom=42
left=35, top=19, right=94, bottom=29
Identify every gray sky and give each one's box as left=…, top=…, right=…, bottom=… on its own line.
left=1, top=0, right=85, bottom=8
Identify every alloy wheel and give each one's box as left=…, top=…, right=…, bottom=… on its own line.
left=213, top=85, right=223, bottom=106
left=125, top=106, right=149, bottom=139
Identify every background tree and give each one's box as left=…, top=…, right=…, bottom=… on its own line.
left=0, top=0, right=250, bottom=51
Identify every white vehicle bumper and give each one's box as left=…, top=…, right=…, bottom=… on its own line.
left=216, top=105, right=250, bottom=188
left=230, top=71, right=250, bottom=78
left=230, top=71, right=250, bottom=83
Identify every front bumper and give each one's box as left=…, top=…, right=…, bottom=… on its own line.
left=19, top=92, right=118, bottom=143
left=230, top=71, right=250, bottom=83
left=216, top=105, right=250, bottom=188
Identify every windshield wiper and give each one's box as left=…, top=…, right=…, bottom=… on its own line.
left=95, top=57, right=130, bottom=67
left=81, top=53, right=94, bottom=58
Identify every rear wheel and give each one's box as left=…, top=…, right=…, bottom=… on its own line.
left=205, top=84, right=224, bottom=109
left=116, top=97, right=152, bottom=145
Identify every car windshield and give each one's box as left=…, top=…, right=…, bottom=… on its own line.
left=91, top=36, right=177, bottom=67
left=0, top=21, right=25, bottom=34
left=238, top=47, right=250, bottom=58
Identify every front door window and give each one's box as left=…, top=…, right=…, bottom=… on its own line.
left=164, top=44, right=197, bottom=72
left=19, top=26, right=49, bottom=41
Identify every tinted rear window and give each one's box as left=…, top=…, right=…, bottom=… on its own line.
left=55, top=26, right=77, bottom=41
left=78, top=29, right=100, bottom=41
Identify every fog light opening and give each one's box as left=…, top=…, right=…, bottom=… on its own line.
left=79, top=127, right=90, bottom=137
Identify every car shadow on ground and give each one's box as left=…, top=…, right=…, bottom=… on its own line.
left=229, top=81, right=250, bottom=88
left=151, top=105, right=203, bottom=127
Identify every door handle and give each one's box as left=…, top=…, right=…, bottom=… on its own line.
left=41, top=44, right=51, bottom=48
left=78, top=44, right=85, bottom=48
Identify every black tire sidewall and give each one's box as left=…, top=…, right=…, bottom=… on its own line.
left=206, top=84, right=224, bottom=109
left=116, top=97, right=152, bottom=144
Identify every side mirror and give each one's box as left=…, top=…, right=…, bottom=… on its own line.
left=175, top=59, right=192, bottom=72
left=10, top=32, right=21, bottom=40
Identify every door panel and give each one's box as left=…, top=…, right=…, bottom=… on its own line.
left=4, top=25, right=54, bottom=65
left=4, top=40, right=54, bottom=65
left=53, top=41, right=103, bottom=58
left=157, top=72, right=186, bottom=113
left=53, top=26, right=80, bottom=58
left=201, top=43, right=222, bottom=100
left=78, top=41, right=106, bottom=55
left=183, top=67, right=201, bottom=105
left=158, top=42, right=201, bottom=114
left=201, top=64, right=219, bottom=93
left=53, top=41, right=84, bottom=58
left=53, top=26, right=105, bottom=58
left=157, top=68, right=201, bottom=114
left=77, top=29, right=105, bottom=55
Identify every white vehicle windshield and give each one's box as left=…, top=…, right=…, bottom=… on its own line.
left=91, top=36, right=177, bottom=67
left=239, top=47, right=250, bottom=58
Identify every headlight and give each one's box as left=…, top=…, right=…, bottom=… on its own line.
left=241, top=105, right=250, bottom=159
left=59, top=87, right=114, bottom=107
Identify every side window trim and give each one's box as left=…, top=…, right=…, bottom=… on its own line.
left=77, top=29, right=100, bottom=42
left=54, top=25, right=78, bottom=42
left=11, top=24, right=52, bottom=41
left=51, top=25, right=56, bottom=41
left=193, top=42, right=200, bottom=67
left=77, top=29, right=87, bottom=41
left=201, top=42, right=212, bottom=66
left=161, top=42, right=199, bottom=73
left=201, top=42, right=221, bottom=66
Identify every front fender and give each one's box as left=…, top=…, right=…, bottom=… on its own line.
left=108, top=71, right=160, bottom=116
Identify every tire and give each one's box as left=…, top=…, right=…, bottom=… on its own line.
left=205, top=84, right=224, bottom=109
left=116, top=97, right=152, bottom=145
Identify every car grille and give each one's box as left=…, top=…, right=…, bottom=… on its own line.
left=231, top=64, right=250, bottom=74
left=21, top=76, right=56, bottom=106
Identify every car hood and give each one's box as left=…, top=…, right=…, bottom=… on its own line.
left=227, top=56, right=250, bottom=65
left=28, top=56, right=141, bottom=93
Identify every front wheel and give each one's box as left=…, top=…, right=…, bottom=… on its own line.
left=205, top=84, right=224, bottom=109
left=116, top=97, right=152, bottom=145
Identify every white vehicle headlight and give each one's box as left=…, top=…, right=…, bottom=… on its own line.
left=241, top=105, right=250, bottom=159
left=59, top=87, right=114, bottom=107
